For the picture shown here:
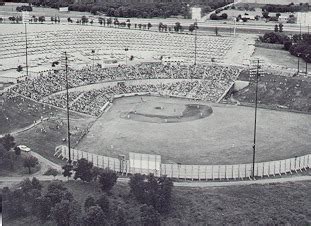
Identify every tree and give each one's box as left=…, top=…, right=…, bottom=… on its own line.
left=129, top=173, right=146, bottom=203
left=147, top=22, right=152, bottom=30
left=44, top=168, right=59, bottom=179
left=115, top=206, right=127, bottom=226
left=83, top=206, right=107, bottom=226
left=81, top=16, right=88, bottom=24
left=73, top=158, right=93, bottom=182
left=62, top=163, right=73, bottom=179
left=96, top=195, right=109, bottom=215
left=2, top=189, right=26, bottom=218
left=279, top=23, right=284, bottom=32
left=32, top=177, right=42, bottom=190
left=33, top=196, right=53, bottom=222
left=23, top=156, right=39, bottom=174
left=262, top=11, right=270, bottom=18
left=20, top=178, right=33, bottom=193
left=14, top=146, right=21, bottom=158
left=51, top=199, right=82, bottom=226
left=140, top=204, right=160, bottom=226
left=274, top=24, right=279, bottom=32
left=45, top=181, right=67, bottom=206
left=221, top=13, right=228, bottom=19
left=84, top=196, right=96, bottom=211
left=0, top=134, right=15, bottom=151
left=98, top=168, right=118, bottom=192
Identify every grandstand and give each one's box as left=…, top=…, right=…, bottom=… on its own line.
left=0, top=24, right=237, bottom=74
left=9, top=63, right=240, bottom=116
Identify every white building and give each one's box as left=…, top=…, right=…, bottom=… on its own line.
left=297, top=12, right=311, bottom=26
left=191, top=7, right=202, bottom=21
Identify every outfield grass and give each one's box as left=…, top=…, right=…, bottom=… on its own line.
left=3, top=179, right=311, bottom=225
left=77, top=95, right=311, bottom=165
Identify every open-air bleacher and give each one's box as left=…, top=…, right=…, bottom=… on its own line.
left=0, top=27, right=235, bottom=71
left=9, top=63, right=240, bottom=116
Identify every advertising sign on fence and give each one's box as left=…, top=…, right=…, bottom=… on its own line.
left=129, top=152, right=161, bottom=176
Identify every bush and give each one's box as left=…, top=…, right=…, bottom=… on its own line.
left=73, top=158, right=93, bottom=182
left=221, top=13, right=228, bottom=19
left=98, top=168, right=118, bottom=192
left=129, top=174, right=173, bottom=214
left=84, top=196, right=96, bottom=211
left=44, top=168, right=59, bottom=178
left=96, top=195, right=109, bottom=215
left=140, top=204, right=161, bottom=226
left=83, top=206, right=107, bottom=226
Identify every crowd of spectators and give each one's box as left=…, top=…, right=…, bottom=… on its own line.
left=10, top=63, right=240, bottom=116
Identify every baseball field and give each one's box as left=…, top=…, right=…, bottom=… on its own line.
left=77, top=95, right=311, bottom=165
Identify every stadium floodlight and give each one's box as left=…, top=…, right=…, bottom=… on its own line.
left=22, top=11, right=30, bottom=77
left=249, top=58, right=264, bottom=179
left=305, top=54, right=309, bottom=75
left=125, top=47, right=129, bottom=65
left=91, top=49, right=95, bottom=69
left=297, top=53, right=301, bottom=74
left=61, top=52, right=72, bottom=165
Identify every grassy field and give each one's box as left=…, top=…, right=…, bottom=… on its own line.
left=77, top=95, right=311, bottom=165
left=234, top=70, right=311, bottom=113
left=14, top=116, right=95, bottom=165
left=253, top=46, right=311, bottom=70
left=3, top=179, right=311, bottom=225
left=0, top=152, right=40, bottom=177
left=0, top=95, right=71, bottom=135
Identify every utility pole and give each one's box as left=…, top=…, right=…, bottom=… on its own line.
left=22, top=11, right=29, bottom=77
left=250, top=59, right=264, bottom=178
left=125, top=47, right=129, bottom=65
left=194, top=20, right=198, bottom=66
left=298, top=53, right=301, bottom=74
left=92, top=49, right=95, bottom=69
left=306, top=54, right=309, bottom=75
left=63, top=52, right=71, bottom=164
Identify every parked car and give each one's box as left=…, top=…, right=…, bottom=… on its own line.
left=17, top=145, right=31, bottom=152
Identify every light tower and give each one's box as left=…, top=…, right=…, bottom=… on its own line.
left=249, top=58, right=264, bottom=179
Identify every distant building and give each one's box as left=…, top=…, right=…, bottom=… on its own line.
left=278, top=15, right=289, bottom=23
left=297, top=12, right=311, bottom=26
left=236, top=0, right=309, bottom=4
left=191, top=7, right=202, bottom=21
left=59, top=7, right=69, bottom=12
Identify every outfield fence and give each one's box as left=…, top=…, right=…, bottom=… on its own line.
left=55, top=145, right=310, bottom=180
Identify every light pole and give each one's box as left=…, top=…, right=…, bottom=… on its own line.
left=91, top=49, right=95, bottom=69
left=250, top=59, right=264, bottom=178
left=194, top=20, right=198, bottom=66
left=298, top=53, right=301, bottom=74
left=24, top=22, right=29, bottom=77
left=125, top=47, right=129, bottom=65
left=63, top=52, right=71, bottom=164
left=305, top=54, right=309, bottom=75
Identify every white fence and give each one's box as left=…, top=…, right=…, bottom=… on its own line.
left=55, top=145, right=310, bottom=180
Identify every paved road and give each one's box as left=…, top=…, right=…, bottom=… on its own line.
left=1, top=173, right=311, bottom=189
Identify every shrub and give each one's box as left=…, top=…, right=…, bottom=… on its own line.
left=74, top=158, right=93, bottom=182
left=84, top=196, right=96, bottom=211
left=98, top=168, right=118, bottom=192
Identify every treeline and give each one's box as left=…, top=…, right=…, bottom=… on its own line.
left=259, top=32, right=311, bottom=63
left=3, top=156, right=174, bottom=225
left=262, top=3, right=310, bottom=13
left=4, top=0, right=231, bottom=18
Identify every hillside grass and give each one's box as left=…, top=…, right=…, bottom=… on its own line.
left=3, top=179, right=311, bottom=225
